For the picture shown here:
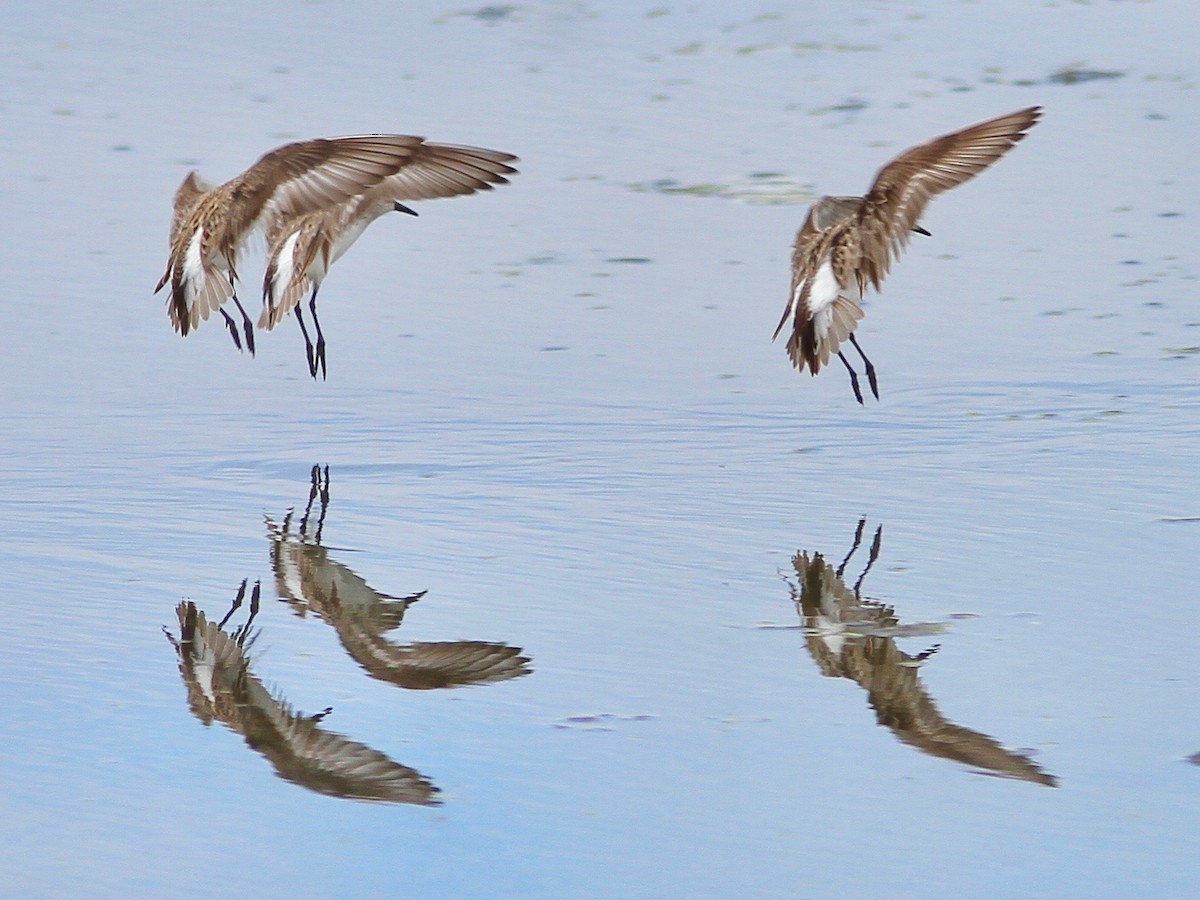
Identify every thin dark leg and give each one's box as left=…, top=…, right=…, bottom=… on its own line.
left=218, top=578, right=250, bottom=629
left=300, top=464, right=319, bottom=539
left=226, top=272, right=255, bottom=355
left=836, top=517, right=867, bottom=578
left=230, top=295, right=256, bottom=356
left=308, top=286, right=326, bottom=381
left=837, top=350, right=864, bottom=405
left=314, top=464, right=329, bottom=541
left=219, top=309, right=244, bottom=352
left=852, top=525, right=883, bottom=597
left=295, top=304, right=318, bottom=378
left=848, top=334, right=879, bottom=400
left=299, top=464, right=330, bottom=543
left=230, top=581, right=262, bottom=646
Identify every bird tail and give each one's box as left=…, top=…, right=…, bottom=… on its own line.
left=165, top=266, right=236, bottom=336
left=787, top=296, right=863, bottom=375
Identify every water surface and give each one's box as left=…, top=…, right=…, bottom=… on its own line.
left=2, top=1, right=1198, bottom=896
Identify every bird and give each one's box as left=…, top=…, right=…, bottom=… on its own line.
left=165, top=584, right=442, bottom=805
left=267, top=465, right=532, bottom=689
left=773, top=106, right=1042, bottom=404
left=785, top=519, right=1057, bottom=787
left=259, top=143, right=517, bottom=379
left=154, top=135, right=517, bottom=373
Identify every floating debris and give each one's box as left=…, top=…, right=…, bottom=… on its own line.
left=628, top=172, right=815, bottom=205
left=553, top=713, right=655, bottom=731
left=813, top=97, right=870, bottom=114
left=435, top=5, right=522, bottom=25
left=1047, top=65, right=1125, bottom=85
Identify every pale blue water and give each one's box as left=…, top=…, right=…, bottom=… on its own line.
left=2, top=1, right=1198, bottom=896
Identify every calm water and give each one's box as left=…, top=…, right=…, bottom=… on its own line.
left=3, top=1, right=1198, bottom=896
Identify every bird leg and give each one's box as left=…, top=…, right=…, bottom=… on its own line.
left=308, top=286, right=326, bottom=381
left=837, top=351, right=865, bottom=405
left=295, top=303, right=318, bottom=378
left=228, top=580, right=261, bottom=645
left=852, top=525, right=883, bottom=597
left=231, top=296, right=256, bottom=356
left=218, top=578, right=249, bottom=629
left=836, top=517, right=867, bottom=578
left=848, top=334, right=879, bottom=400
left=226, top=272, right=256, bottom=355
left=300, top=464, right=330, bottom=542
left=219, top=309, right=244, bottom=352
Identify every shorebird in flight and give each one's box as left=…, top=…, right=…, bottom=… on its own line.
left=260, top=143, right=516, bottom=378
left=155, top=134, right=517, bottom=376
left=773, top=106, right=1041, bottom=403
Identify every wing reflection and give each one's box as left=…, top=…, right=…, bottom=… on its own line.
left=786, top=519, right=1057, bottom=787
left=266, top=465, right=532, bottom=690
left=165, top=580, right=441, bottom=805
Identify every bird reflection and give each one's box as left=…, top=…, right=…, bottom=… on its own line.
left=164, top=579, right=441, bottom=805
left=786, top=519, right=1057, bottom=787
left=266, top=465, right=531, bottom=690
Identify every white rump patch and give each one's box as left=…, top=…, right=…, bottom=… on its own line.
left=271, top=231, right=301, bottom=302
left=814, top=613, right=847, bottom=656
left=806, top=260, right=841, bottom=344
left=806, top=260, right=840, bottom=315
left=182, top=228, right=206, bottom=308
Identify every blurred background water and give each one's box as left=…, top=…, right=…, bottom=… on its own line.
left=2, top=1, right=1198, bottom=896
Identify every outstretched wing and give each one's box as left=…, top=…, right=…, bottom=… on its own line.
left=857, top=106, right=1041, bottom=291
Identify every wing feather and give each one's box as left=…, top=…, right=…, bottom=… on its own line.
left=858, top=106, right=1041, bottom=290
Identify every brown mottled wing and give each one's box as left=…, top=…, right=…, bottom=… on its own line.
left=154, top=173, right=213, bottom=296
left=168, top=172, right=213, bottom=248
left=857, top=106, right=1041, bottom=291
left=370, top=143, right=518, bottom=202
left=263, top=699, right=441, bottom=804
left=369, top=641, right=532, bottom=690
left=247, top=135, right=430, bottom=227
left=773, top=210, right=822, bottom=342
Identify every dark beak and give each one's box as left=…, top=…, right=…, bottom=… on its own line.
left=913, top=225, right=931, bottom=237
left=394, top=202, right=419, bottom=217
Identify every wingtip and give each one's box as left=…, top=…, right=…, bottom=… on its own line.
left=1012, top=105, right=1044, bottom=136
left=771, top=309, right=790, bottom=343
